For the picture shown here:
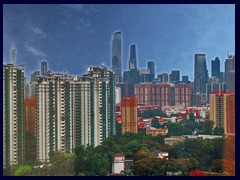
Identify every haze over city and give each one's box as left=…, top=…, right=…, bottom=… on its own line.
left=3, top=4, right=235, bottom=82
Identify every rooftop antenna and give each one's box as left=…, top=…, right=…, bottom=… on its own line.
left=11, top=46, right=16, bottom=65
left=227, top=50, right=229, bottom=57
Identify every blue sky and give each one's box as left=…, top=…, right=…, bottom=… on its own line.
left=3, top=4, right=235, bottom=82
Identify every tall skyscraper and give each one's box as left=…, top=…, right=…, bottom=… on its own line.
left=170, top=70, right=180, bottom=83
left=82, top=66, right=116, bottom=140
left=206, top=77, right=226, bottom=104
left=36, top=74, right=73, bottom=162
left=139, top=69, right=151, bottom=83
left=147, top=61, right=155, bottom=82
left=35, top=66, right=115, bottom=162
left=123, top=43, right=140, bottom=84
left=211, top=57, right=220, bottom=79
left=121, top=96, right=138, bottom=134
left=123, top=69, right=140, bottom=84
left=225, top=54, right=235, bottom=92
left=112, top=31, right=122, bottom=83
left=116, top=83, right=135, bottom=98
left=25, top=82, right=37, bottom=99
left=210, top=91, right=235, bottom=134
left=3, top=64, right=24, bottom=167
left=182, top=75, right=189, bottom=83
left=30, top=70, right=40, bottom=82
left=129, top=44, right=137, bottom=70
left=158, top=73, right=168, bottom=82
left=41, top=60, right=47, bottom=75
left=220, top=72, right=225, bottom=82
left=194, top=54, right=209, bottom=93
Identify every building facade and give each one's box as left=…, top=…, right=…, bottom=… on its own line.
left=223, top=93, right=235, bottom=135
left=206, top=77, right=226, bottom=104
left=147, top=61, right=155, bottom=82
left=210, top=91, right=235, bottom=134
left=146, top=127, right=168, bottom=136
left=128, top=44, right=137, bottom=70
left=135, top=83, right=171, bottom=108
left=182, top=75, right=189, bottom=83
left=174, top=83, right=191, bottom=107
left=3, top=64, right=24, bottom=166
left=24, top=96, right=36, bottom=135
left=225, top=54, right=235, bottom=92
left=121, top=96, right=138, bottom=134
left=158, top=73, right=168, bottom=82
left=170, top=70, right=180, bottom=83
left=116, top=83, right=135, bottom=98
left=211, top=57, right=220, bottom=79
left=112, top=31, right=122, bottom=83
left=30, top=70, right=40, bottom=82
left=41, top=60, right=48, bottom=75
left=194, top=54, right=209, bottom=93
left=36, top=66, right=116, bottom=162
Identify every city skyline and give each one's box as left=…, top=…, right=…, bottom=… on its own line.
left=3, top=4, right=235, bottom=82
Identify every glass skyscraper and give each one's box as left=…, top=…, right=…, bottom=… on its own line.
left=211, top=57, right=220, bottom=79
left=41, top=60, right=48, bottom=75
left=129, top=44, right=137, bottom=70
left=111, top=31, right=122, bottom=83
left=194, top=54, right=209, bottom=93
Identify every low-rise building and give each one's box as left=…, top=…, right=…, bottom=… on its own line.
left=112, top=154, right=133, bottom=175
left=183, top=135, right=222, bottom=140
left=146, top=127, right=168, bottom=136
left=151, top=150, right=169, bottom=159
left=112, top=154, right=125, bottom=174
left=164, top=136, right=185, bottom=146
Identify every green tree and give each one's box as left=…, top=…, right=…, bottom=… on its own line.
left=14, top=165, right=32, bottom=176
left=152, top=118, right=160, bottom=128
left=24, top=132, right=37, bottom=164
left=48, top=151, right=75, bottom=176
left=213, top=127, right=224, bottom=135
left=74, top=145, right=88, bottom=176
left=141, top=109, right=167, bottom=118
left=170, top=114, right=179, bottom=117
left=116, top=121, right=122, bottom=135
left=202, top=120, right=214, bottom=134
left=211, top=159, right=223, bottom=173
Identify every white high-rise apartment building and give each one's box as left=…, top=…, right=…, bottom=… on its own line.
left=36, top=66, right=116, bottom=162
left=3, top=64, right=24, bottom=167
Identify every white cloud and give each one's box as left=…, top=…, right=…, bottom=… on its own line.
left=30, top=26, right=46, bottom=38
left=32, top=27, right=43, bottom=34
left=25, top=45, right=47, bottom=57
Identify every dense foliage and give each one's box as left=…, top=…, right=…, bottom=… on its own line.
left=4, top=113, right=226, bottom=176
left=141, top=109, right=168, bottom=118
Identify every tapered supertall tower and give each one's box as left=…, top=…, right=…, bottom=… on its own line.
left=111, top=31, right=122, bottom=83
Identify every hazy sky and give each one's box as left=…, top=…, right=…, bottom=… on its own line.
left=3, top=4, right=235, bottom=82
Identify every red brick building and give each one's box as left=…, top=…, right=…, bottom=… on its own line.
left=174, top=83, right=191, bottom=107
left=135, top=83, right=171, bottom=108
left=121, top=96, right=138, bottom=134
